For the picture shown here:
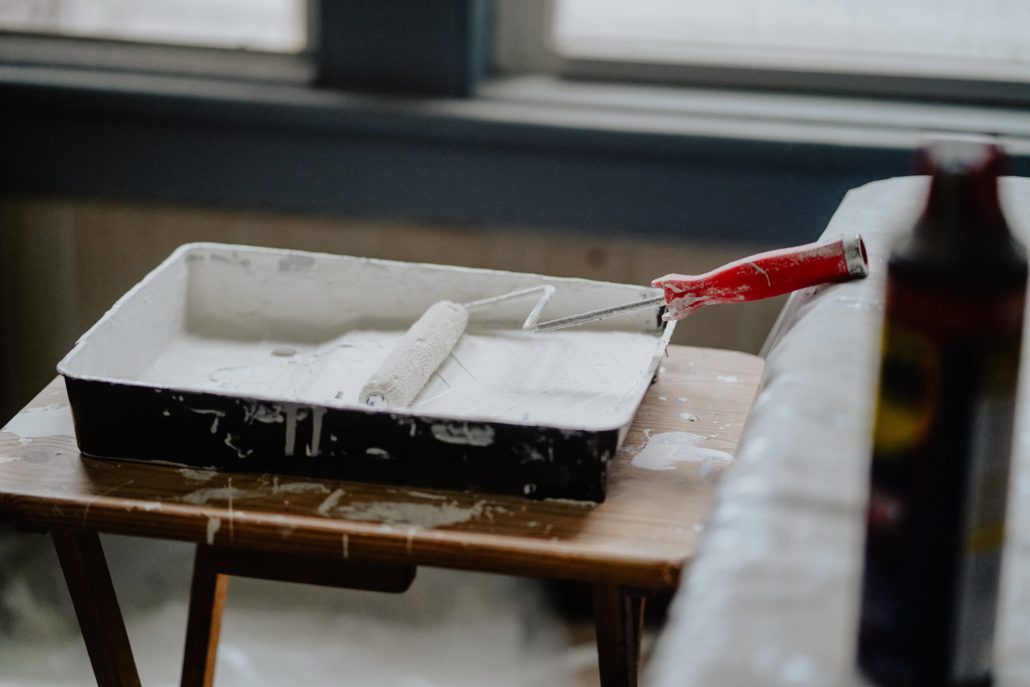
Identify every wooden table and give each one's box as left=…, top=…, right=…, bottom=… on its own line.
left=0, top=345, right=762, bottom=687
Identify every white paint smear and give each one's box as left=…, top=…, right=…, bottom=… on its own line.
left=1, top=404, right=75, bottom=445
left=542, top=497, right=596, bottom=507
left=405, top=490, right=448, bottom=500
left=337, top=500, right=487, bottom=528
left=284, top=406, right=300, bottom=457
left=188, top=408, right=225, bottom=434
left=182, top=486, right=260, bottom=505
left=223, top=433, right=252, bottom=459
left=273, top=481, right=329, bottom=495
left=631, top=431, right=734, bottom=471
left=306, top=407, right=326, bottom=457
left=179, top=468, right=217, bottom=482
left=317, top=488, right=346, bottom=515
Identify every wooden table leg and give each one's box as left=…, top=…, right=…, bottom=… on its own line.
left=181, top=545, right=229, bottom=687
left=51, top=528, right=141, bottom=687
left=593, top=583, right=645, bottom=687
left=179, top=544, right=415, bottom=686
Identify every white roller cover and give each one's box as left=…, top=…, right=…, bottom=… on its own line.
left=360, top=301, right=469, bottom=408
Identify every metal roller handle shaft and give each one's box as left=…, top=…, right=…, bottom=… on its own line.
left=532, top=235, right=868, bottom=331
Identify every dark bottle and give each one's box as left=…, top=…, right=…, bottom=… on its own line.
left=858, top=138, right=1027, bottom=686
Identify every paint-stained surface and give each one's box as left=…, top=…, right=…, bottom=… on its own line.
left=628, top=432, right=733, bottom=473
left=0, top=346, right=763, bottom=591
left=0, top=344, right=763, bottom=685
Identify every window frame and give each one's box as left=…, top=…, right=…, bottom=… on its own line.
left=0, top=32, right=312, bottom=83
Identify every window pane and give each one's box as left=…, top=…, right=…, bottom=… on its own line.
left=554, top=0, right=1030, bottom=75
left=0, top=0, right=305, bottom=53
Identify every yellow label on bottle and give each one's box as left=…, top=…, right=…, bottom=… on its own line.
left=872, top=323, right=939, bottom=457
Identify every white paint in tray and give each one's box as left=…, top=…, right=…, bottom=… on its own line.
left=134, top=328, right=661, bottom=429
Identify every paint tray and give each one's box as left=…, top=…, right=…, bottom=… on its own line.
left=58, top=243, right=673, bottom=501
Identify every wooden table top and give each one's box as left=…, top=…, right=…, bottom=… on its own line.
left=0, top=345, right=762, bottom=590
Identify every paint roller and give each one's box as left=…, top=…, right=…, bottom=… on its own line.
left=360, top=286, right=555, bottom=408
left=532, top=235, right=869, bottom=331
left=361, top=236, right=868, bottom=408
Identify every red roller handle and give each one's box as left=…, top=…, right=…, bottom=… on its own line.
left=651, top=234, right=868, bottom=321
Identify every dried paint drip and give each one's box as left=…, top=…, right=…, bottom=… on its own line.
left=284, top=406, right=302, bottom=456
left=188, top=408, right=225, bottom=434
left=305, top=407, right=327, bottom=457
left=272, top=480, right=330, bottom=495
left=317, top=488, right=346, bottom=515
left=631, top=431, right=734, bottom=472
left=206, top=517, right=221, bottom=544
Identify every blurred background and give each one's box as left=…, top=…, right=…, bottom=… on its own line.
left=2, top=2, right=1030, bottom=685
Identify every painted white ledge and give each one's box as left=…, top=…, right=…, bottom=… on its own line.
left=647, top=176, right=1030, bottom=687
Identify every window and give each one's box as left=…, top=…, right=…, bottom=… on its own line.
left=499, top=0, right=1030, bottom=105
left=0, top=0, right=306, bottom=52
left=554, top=0, right=1030, bottom=76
